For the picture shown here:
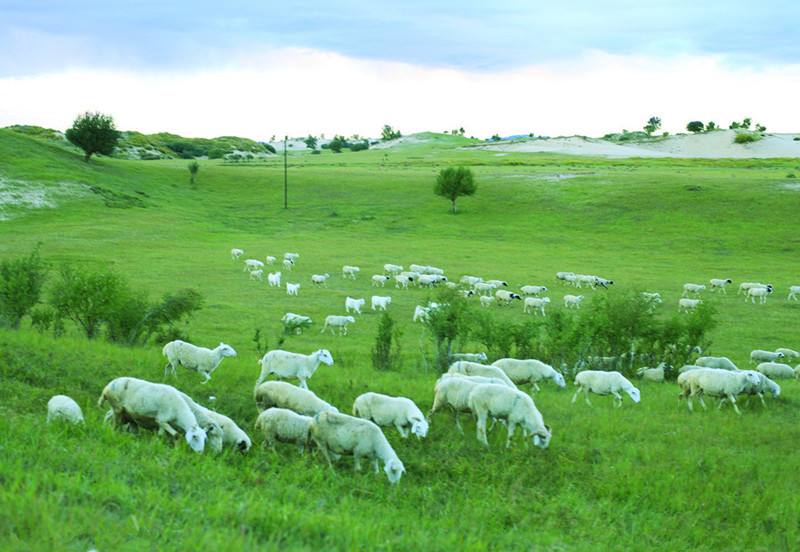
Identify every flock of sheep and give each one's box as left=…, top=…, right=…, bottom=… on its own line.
left=43, top=248, right=800, bottom=484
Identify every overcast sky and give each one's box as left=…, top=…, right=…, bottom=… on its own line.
left=1, top=1, right=798, bottom=138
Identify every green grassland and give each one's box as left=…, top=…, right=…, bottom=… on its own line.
left=1, top=129, right=800, bottom=550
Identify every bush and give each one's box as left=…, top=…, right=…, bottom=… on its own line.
left=381, top=125, right=401, bottom=141
left=423, top=290, right=473, bottom=372
left=0, top=247, right=48, bottom=328
left=49, top=266, right=124, bottom=339
left=371, top=312, right=402, bottom=371
left=310, top=149, right=321, bottom=155
left=350, top=141, right=369, bottom=152
left=705, top=121, right=717, bottom=131
left=734, top=133, right=757, bottom=144
left=686, top=121, right=704, bottom=133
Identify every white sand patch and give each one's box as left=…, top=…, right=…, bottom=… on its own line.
left=0, top=177, right=89, bottom=220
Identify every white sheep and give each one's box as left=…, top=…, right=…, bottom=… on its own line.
left=255, top=407, right=313, bottom=453
left=709, top=278, right=733, bottom=293
left=98, top=377, right=207, bottom=452
left=342, top=265, right=360, bottom=279
left=243, top=259, right=264, bottom=272
left=460, top=275, right=483, bottom=286
left=286, top=282, right=300, bottom=296
left=485, top=279, right=507, bottom=288
left=755, top=362, right=796, bottom=379
left=230, top=248, right=244, bottom=260
left=394, top=274, right=414, bottom=289
left=311, top=273, right=330, bottom=286
left=253, top=381, right=338, bottom=416
left=413, top=305, right=431, bottom=321
left=467, top=383, right=552, bottom=449
left=430, top=374, right=508, bottom=432
left=750, top=350, right=785, bottom=364
left=520, top=285, right=547, bottom=296
left=265, top=255, right=276, bottom=265
left=352, top=392, right=429, bottom=439
left=372, top=274, right=391, bottom=287
left=746, top=285, right=773, bottom=304
left=479, top=296, right=495, bottom=308
left=739, top=370, right=780, bottom=407
left=281, top=312, right=312, bottom=333
left=283, top=258, right=294, bottom=270
left=256, top=349, right=334, bottom=389
left=445, top=281, right=458, bottom=289
left=345, top=297, right=366, bottom=315
left=284, top=252, right=300, bottom=262
left=418, top=274, right=447, bottom=287
left=775, top=348, right=800, bottom=360
left=200, top=407, right=251, bottom=452
left=321, top=315, right=356, bottom=335
left=47, top=395, right=84, bottom=424
left=695, top=356, right=739, bottom=371
left=310, top=410, right=405, bottom=484
left=460, top=289, right=476, bottom=298
left=682, top=283, right=706, bottom=296
left=679, top=298, right=701, bottom=312
left=384, top=263, right=404, bottom=274
left=523, top=296, right=550, bottom=316
left=594, top=276, right=614, bottom=288
left=249, top=269, right=264, bottom=281
left=371, top=295, right=392, bottom=311
left=163, top=340, right=237, bottom=384
left=491, top=358, right=566, bottom=391
left=450, top=352, right=488, bottom=363
left=636, top=364, right=666, bottom=382
left=738, top=282, right=766, bottom=295
left=564, top=294, right=584, bottom=309
left=556, top=271, right=576, bottom=285
left=573, top=274, right=596, bottom=288
left=474, top=282, right=497, bottom=295
left=572, top=371, right=641, bottom=407
left=495, top=290, right=522, bottom=304
left=677, top=368, right=760, bottom=414
left=788, top=286, right=800, bottom=301
left=641, top=292, right=662, bottom=304
left=447, top=361, right=517, bottom=388
left=268, top=271, right=282, bottom=287
left=175, top=391, right=225, bottom=453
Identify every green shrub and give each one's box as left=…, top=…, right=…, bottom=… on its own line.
left=371, top=312, right=402, bottom=371
left=0, top=247, right=47, bottom=328
left=310, top=149, right=321, bottom=155
left=686, top=121, right=704, bottom=133
left=49, top=266, right=124, bottom=339
left=734, top=133, right=757, bottom=144
left=424, top=290, right=473, bottom=372
left=65, top=112, right=120, bottom=162
left=350, top=141, right=369, bottom=152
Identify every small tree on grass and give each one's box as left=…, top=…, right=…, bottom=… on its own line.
left=643, top=116, right=662, bottom=136
left=686, top=121, right=704, bottom=133
left=304, top=135, right=318, bottom=150
left=381, top=125, right=401, bottom=141
left=371, top=312, right=402, bottom=370
left=49, top=266, right=123, bottom=339
left=705, top=121, right=717, bottom=131
left=434, top=166, right=477, bottom=214
left=0, top=246, right=47, bottom=328
left=188, top=161, right=199, bottom=186
left=424, top=289, right=473, bottom=372
left=65, top=112, right=120, bottom=162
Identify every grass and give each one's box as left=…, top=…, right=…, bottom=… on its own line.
left=2, top=128, right=800, bottom=550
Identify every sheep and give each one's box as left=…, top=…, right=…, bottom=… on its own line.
left=755, top=362, right=796, bottom=379
left=678, top=298, right=701, bottom=312
left=321, top=315, right=356, bottom=335
left=571, top=371, right=641, bottom=407
left=429, top=374, right=509, bottom=432
left=486, top=279, right=509, bottom=288
left=243, top=259, right=264, bottom=272
left=98, top=377, right=207, bottom=452
left=491, top=358, right=566, bottom=391
left=523, top=296, right=550, bottom=316
left=286, top=282, right=300, bottom=296
left=746, top=285, right=773, bottom=304
left=268, top=271, right=282, bottom=287
left=345, top=297, right=366, bottom=315
left=200, top=407, right=251, bottom=452
left=447, top=361, right=517, bottom=388
left=677, top=368, right=760, bottom=414
left=255, top=407, right=313, bottom=453
left=311, top=273, right=330, bottom=286
left=410, top=264, right=443, bottom=275
left=520, top=285, right=547, bottom=296
left=636, top=364, right=666, bottom=382
left=739, top=370, right=780, bottom=407
left=352, top=392, right=429, bottom=439
left=253, top=381, right=338, bottom=416
left=738, top=282, right=766, bottom=295
left=283, top=258, right=294, bottom=270
left=710, top=278, right=733, bottom=294
left=450, top=352, right=488, bottom=363
left=695, top=356, right=739, bottom=371
left=495, top=290, right=522, bottom=304
left=641, top=292, right=662, bottom=304
left=775, top=348, right=800, bottom=360
left=265, top=255, right=276, bottom=265
left=249, top=269, right=264, bottom=281
left=384, top=263, right=404, bottom=274
left=256, top=349, right=334, bottom=390
left=460, top=275, right=483, bottom=286
left=474, top=282, right=497, bottom=295
left=789, top=286, right=800, bottom=301
left=230, top=248, right=244, bottom=260
left=479, top=296, right=495, bottom=308
left=594, top=276, right=614, bottom=289
left=413, top=305, right=431, bottom=321
left=284, top=252, right=300, bottom=262
left=467, top=384, right=551, bottom=449
left=678, top=364, right=706, bottom=374
left=371, top=295, right=392, bottom=311
left=394, top=274, right=414, bottom=289
left=556, top=271, right=576, bottom=285
left=418, top=274, right=448, bottom=287
left=372, top=274, right=391, bottom=287
left=309, top=410, right=405, bottom=484
left=281, top=312, right=312, bottom=333
left=46, top=395, right=84, bottom=424
left=750, top=350, right=785, bottom=364
left=682, top=283, right=706, bottom=297
left=175, top=391, right=225, bottom=453
left=564, top=294, right=584, bottom=309
left=342, top=265, right=360, bottom=279
left=445, top=281, right=458, bottom=289
left=162, top=340, right=237, bottom=384
left=460, top=289, right=475, bottom=298
left=574, top=274, right=597, bottom=288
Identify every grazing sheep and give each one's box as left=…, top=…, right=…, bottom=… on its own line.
left=255, top=407, right=313, bottom=453
left=410, top=264, right=443, bottom=276
left=430, top=374, right=507, bottom=432
left=281, top=312, right=312, bottom=333
left=491, top=358, right=566, bottom=391
left=564, top=294, right=584, bottom=309
left=230, top=248, right=244, bottom=260
left=283, top=258, right=294, bottom=271
left=738, top=282, right=766, bottom=295
left=695, top=356, right=739, bottom=371
left=755, top=362, right=796, bottom=379
left=284, top=252, right=300, bottom=262
left=751, top=350, right=785, bottom=364
left=636, top=363, right=666, bottom=382
left=98, top=377, right=207, bottom=452
left=573, top=274, right=596, bottom=288
left=46, top=395, right=84, bottom=425
left=467, top=384, right=551, bottom=449
left=460, top=275, right=483, bottom=286
left=352, top=392, right=429, bottom=438
left=265, top=255, right=276, bottom=265
left=447, top=361, right=517, bottom=388
left=371, top=295, right=392, bottom=311
left=479, top=295, right=495, bottom=308
left=372, top=274, right=391, bottom=287
left=384, top=263, right=404, bottom=274
left=394, top=274, right=414, bottom=289
left=163, top=340, right=237, bottom=384
left=268, top=271, right=282, bottom=287
left=677, top=368, right=760, bottom=414
left=739, top=370, right=780, bottom=407
left=572, top=371, right=641, bottom=407
left=682, top=283, right=706, bottom=297
left=243, top=259, right=264, bottom=272
left=679, top=298, right=701, bottom=312
left=495, top=290, right=522, bottom=304
left=418, top=274, right=448, bottom=287
left=520, top=285, right=548, bottom=296
left=253, top=381, right=338, bottom=416
left=788, top=286, right=800, bottom=301
left=249, top=269, right=264, bottom=281
left=445, top=281, right=458, bottom=289
left=201, top=408, right=251, bottom=452
left=345, top=297, right=366, bottom=315
left=256, top=349, right=335, bottom=389
left=486, top=279, right=509, bottom=288
left=286, top=282, right=300, bottom=296
left=594, top=277, right=614, bottom=289
left=775, top=348, right=800, bottom=360
left=710, top=278, right=733, bottom=293
left=523, top=296, right=550, bottom=316
left=460, top=289, right=475, bottom=298
left=310, top=410, right=405, bottom=484
left=311, top=273, right=330, bottom=286
left=474, top=282, right=497, bottom=295
left=175, top=392, right=225, bottom=453
left=342, top=265, right=360, bottom=279
left=450, top=352, right=488, bottom=363
left=321, top=315, right=356, bottom=335
left=746, top=285, right=774, bottom=304
left=556, top=271, right=576, bottom=285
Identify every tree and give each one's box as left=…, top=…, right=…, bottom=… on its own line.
left=434, top=166, right=477, bottom=214
left=304, top=135, right=318, bottom=150
left=381, top=125, right=401, bottom=141
left=458, top=127, right=465, bottom=136
left=686, top=121, right=704, bottom=133
left=756, top=123, right=767, bottom=132
left=328, top=135, right=347, bottom=153
left=65, top=112, right=120, bottom=162
left=0, top=247, right=47, bottom=328
left=643, top=116, right=661, bottom=135
left=188, top=161, right=199, bottom=185
left=49, top=266, right=123, bottom=339
left=742, top=117, right=752, bottom=129
left=705, top=121, right=717, bottom=131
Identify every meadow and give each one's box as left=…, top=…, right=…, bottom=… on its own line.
left=1, top=128, right=800, bottom=550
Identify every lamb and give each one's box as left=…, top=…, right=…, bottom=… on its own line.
left=342, top=265, right=360, bottom=279
left=268, top=271, right=282, bottom=287
left=256, top=348, right=334, bottom=389
left=679, top=298, right=701, bottom=312
left=284, top=252, right=300, bottom=262
left=430, top=374, right=509, bottom=432
left=571, top=371, right=641, bottom=407
left=710, top=278, right=733, bottom=293
left=467, top=383, right=552, bottom=449
left=636, top=364, right=666, bottom=383
left=479, top=295, right=495, bottom=308
left=371, top=295, right=392, bottom=311
left=460, top=275, right=483, bottom=286
left=230, top=248, right=244, bottom=260
left=286, top=282, right=300, bottom=296
left=520, top=285, right=547, bottom=296
left=738, top=282, right=766, bottom=295
left=495, top=289, right=522, bottom=304
left=450, top=352, right=488, bottom=363
left=265, top=255, right=276, bottom=265
left=447, top=361, right=517, bottom=388
left=46, top=395, right=84, bottom=424
left=746, top=285, right=773, bottom=304
left=775, top=348, right=800, bottom=360
left=372, top=274, right=391, bottom=287
left=695, top=356, right=739, bottom=371
left=253, top=381, right=338, bottom=416
left=750, top=350, right=785, bottom=364
left=383, top=263, right=404, bottom=274
left=311, top=273, right=330, bottom=286
left=789, top=285, right=800, bottom=301
left=281, top=312, right=312, bottom=333
left=394, top=274, right=414, bottom=289
left=491, top=358, right=566, bottom=391
left=345, top=297, right=366, bottom=315
left=523, top=296, right=550, bottom=316
left=474, top=282, right=497, bottom=295
left=163, top=340, right=237, bottom=384
left=486, top=279, right=509, bottom=288
left=243, top=259, right=264, bottom=272
left=309, top=410, right=405, bottom=484
left=682, top=283, right=706, bottom=296
left=249, top=269, right=263, bottom=281
left=98, top=377, right=207, bottom=452
left=321, top=315, right=356, bottom=335
left=755, top=362, right=796, bottom=379
left=556, top=271, right=576, bottom=285
left=564, top=294, right=584, bottom=309
left=175, top=391, right=225, bottom=453
left=677, top=368, right=760, bottom=414
left=255, top=407, right=313, bottom=453
left=352, top=392, right=429, bottom=439
left=283, top=258, right=294, bottom=270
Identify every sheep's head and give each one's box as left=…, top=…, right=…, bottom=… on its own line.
left=543, top=297, right=551, bottom=304
left=185, top=426, right=207, bottom=453
left=626, top=386, right=641, bottom=404
left=532, top=426, right=552, bottom=449
left=237, top=435, right=252, bottom=453
left=317, top=349, right=335, bottom=366
left=410, top=418, right=429, bottom=439
left=726, top=279, right=733, bottom=284
left=384, top=458, right=405, bottom=484
left=776, top=352, right=785, bottom=359
left=205, top=422, right=224, bottom=454
left=219, top=343, right=237, bottom=358
left=346, top=316, right=355, bottom=323
left=511, top=293, right=521, bottom=300
left=552, top=372, right=567, bottom=388
left=477, top=352, right=488, bottom=362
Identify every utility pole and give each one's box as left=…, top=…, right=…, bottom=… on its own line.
left=283, top=135, right=288, bottom=209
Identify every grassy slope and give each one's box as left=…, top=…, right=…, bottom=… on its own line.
left=1, top=129, right=800, bottom=550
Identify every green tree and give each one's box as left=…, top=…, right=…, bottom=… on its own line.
left=65, top=112, right=120, bottom=162
left=304, top=135, right=318, bottom=150
left=686, top=121, right=704, bottom=133
left=188, top=161, right=199, bottom=185
left=434, top=166, right=477, bottom=214
left=643, top=116, right=662, bottom=135
left=705, top=121, right=717, bottom=131
left=381, top=125, right=401, bottom=141
left=742, top=117, right=752, bottom=129
left=49, top=266, right=123, bottom=339
left=328, top=135, right=347, bottom=153
left=0, top=247, right=47, bottom=328
left=756, top=123, right=767, bottom=132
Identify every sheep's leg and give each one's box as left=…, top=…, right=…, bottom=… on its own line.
left=298, top=379, right=308, bottom=390
left=729, top=395, right=741, bottom=415
left=201, top=372, right=211, bottom=384
left=583, top=388, right=592, bottom=407
left=353, top=455, right=362, bottom=472
left=758, top=393, right=766, bottom=408
left=476, top=415, right=489, bottom=447
left=156, top=420, right=178, bottom=437
left=317, top=442, right=335, bottom=470
left=505, top=421, right=516, bottom=449
left=697, top=393, right=707, bottom=411
left=571, top=388, right=580, bottom=404
left=612, top=392, right=622, bottom=407
left=454, top=411, right=464, bottom=434
left=686, top=392, right=694, bottom=412
left=532, top=383, right=541, bottom=392
left=371, top=458, right=380, bottom=474
left=396, top=424, right=409, bottom=438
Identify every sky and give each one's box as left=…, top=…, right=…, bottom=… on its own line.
left=1, top=1, right=799, bottom=139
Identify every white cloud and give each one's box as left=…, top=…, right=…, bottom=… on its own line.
left=1, top=48, right=798, bottom=139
